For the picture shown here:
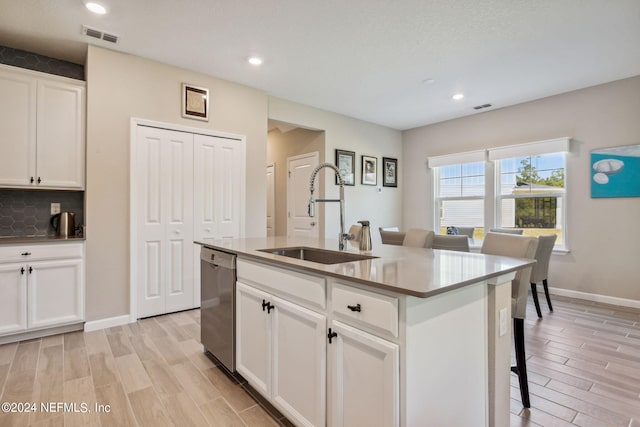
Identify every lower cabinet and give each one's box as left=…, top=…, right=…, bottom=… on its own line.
left=328, top=320, right=399, bottom=427
left=0, top=242, right=84, bottom=339
left=235, top=259, right=400, bottom=427
left=236, top=281, right=326, bottom=426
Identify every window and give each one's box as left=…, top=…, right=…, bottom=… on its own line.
left=496, top=153, right=566, bottom=246
left=429, top=150, right=486, bottom=240
left=429, top=138, right=570, bottom=250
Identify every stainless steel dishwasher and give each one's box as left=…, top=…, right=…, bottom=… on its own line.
left=200, top=247, right=236, bottom=372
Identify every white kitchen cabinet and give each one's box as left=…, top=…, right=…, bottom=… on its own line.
left=236, top=280, right=327, bottom=427
left=0, top=64, right=85, bottom=189
left=0, top=263, right=28, bottom=335
left=328, top=320, right=399, bottom=427
left=0, top=242, right=85, bottom=342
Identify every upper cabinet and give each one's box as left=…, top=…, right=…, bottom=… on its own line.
left=0, top=65, right=85, bottom=189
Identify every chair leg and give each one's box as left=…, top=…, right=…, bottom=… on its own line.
left=513, top=318, right=531, bottom=408
left=530, top=283, right=542, bottom=318
left=543, top=279, right=553, bottom=312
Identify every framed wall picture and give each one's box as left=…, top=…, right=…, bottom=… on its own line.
left=361, top=155, right=377, bottom=185
left=335, top=149, right=355, bottom=185
left=182, top=83, right=209, bottom=121
left=591, top=144, right=640, bottom=198
left=382, top=157, right=398, bottom=187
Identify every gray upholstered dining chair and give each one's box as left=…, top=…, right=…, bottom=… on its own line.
left=489, top=228, right=523, bottom=235
left=379, top=228, right=406, bottom=245
left=530, top=234, right=557, bottom=318
left=348, top=224, right=362, bottom=242
left=402, top=228, right=435, bottom=248
left=432, top=234, right=470, bottom=252
left=455, top=227, right=475, bottom=238
left=481, top=232, right=538, bottom=408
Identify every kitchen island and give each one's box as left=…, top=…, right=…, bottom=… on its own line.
left=196, top=236, right=534, bottom=427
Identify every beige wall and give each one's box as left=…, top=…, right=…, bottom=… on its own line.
left=269, top=97, right=403, bottom=243
left=85, top=46, right=268, bottom=321
left=403, top=76, right=640, bottom=301
left=267, top=127, right=325, bottom=236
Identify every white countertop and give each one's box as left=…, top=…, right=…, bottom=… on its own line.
left=195, top=236, right=535, bottom=298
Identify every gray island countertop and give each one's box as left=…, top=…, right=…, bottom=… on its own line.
left=195, top=236, right=534, bottom=298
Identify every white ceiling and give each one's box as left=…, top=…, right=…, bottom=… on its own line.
left=1, top=0, right=639, bottom=130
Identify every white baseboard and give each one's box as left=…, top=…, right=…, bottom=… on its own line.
left=548, top=287, right=640, bottom=310
left=84, top=314, right=133, bottom=332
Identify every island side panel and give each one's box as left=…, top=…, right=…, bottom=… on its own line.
left=402, top=282, right=488, bottom=427
left=486, top=273, right=515, bottom=427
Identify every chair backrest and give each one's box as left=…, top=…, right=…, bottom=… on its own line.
left=379, top=229, right=406, bottom=245
left=481, top=233, right=538, bottom=319
left=489, top=228, right=523, bottom=235
left=379, top=226, right=400, bottom=232
left=432, top=235, right=470, bottom=252
left=402, top=228, right=435, bottom=248
left=455, top=227, right=475, bottom=238
left=348, top=224, right=362, bottom=242
left=530, top=234, right=557, bottom=283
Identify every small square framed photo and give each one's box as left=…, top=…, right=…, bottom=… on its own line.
left=182, top=83, right=209, bottom=121
left=361, top=155, right=377, bottom=186
left=335, top=149, right=355, bottom=185
left=383, top=157, right=398, bottom=187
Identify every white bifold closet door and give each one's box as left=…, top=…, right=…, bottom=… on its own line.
left=136, top=126, right=194, bottom=318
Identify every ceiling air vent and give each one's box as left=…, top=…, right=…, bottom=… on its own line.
left=473, top=103, right=493, bottom=110
left=82, top=25, right=119, bottom=44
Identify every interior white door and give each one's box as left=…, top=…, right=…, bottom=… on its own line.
left=287, top=152, right=319, bottom=238
left=216, top=138, right=243, bottom=239
left=136, top=126, right=194, bottom=318
left=266, top=163, right=275, bottom=236
left=0, top=68, right=36, bottom=186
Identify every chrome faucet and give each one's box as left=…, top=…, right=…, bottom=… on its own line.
left=308, top=162, right=349, bottom=250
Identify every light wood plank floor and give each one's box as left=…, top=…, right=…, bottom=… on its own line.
left=1, top=295, right=638, bottom=426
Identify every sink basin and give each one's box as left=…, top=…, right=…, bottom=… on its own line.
left=257, top=246, right=377, bottom=265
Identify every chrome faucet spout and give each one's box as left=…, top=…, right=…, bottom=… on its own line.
left=308, top=163, right=347, bottom=250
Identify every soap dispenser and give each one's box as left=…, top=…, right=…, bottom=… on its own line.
left=358, top=220, right=372, bottom=252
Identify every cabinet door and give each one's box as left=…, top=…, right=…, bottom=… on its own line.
left=0, top=68, right=36, bottom=187
left=328, top=320, right=399, bottom=427
left=27, top=259, right=83, bottom=329
left=0, top=263, right=28, bottom=335
left=215, top=138, right=243, bottom=239
left=193, top=134, right=219, bottom=241
left=236, top=282, right=271, bottom=397
left=271, top=295, right=326, bottom=427
left=36, top=79, right=85, bottom=189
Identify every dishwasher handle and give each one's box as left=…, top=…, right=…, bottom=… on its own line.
left=201, top=247, right=236, bottom=270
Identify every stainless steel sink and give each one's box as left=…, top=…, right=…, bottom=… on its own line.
left=257, top=246, right=377, bottom=265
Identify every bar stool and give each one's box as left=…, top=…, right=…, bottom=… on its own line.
left=530, top=234, right=557, bottom=318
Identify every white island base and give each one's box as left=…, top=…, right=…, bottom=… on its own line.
left=234, top=256, right=514, bottom=427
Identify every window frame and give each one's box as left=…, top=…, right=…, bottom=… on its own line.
left=428, top=138, right=570, bottom=252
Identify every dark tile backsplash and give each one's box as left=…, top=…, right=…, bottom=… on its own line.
left=0, top=45, right=85, bottom=80
left=0, top=190, right=84, bottom=237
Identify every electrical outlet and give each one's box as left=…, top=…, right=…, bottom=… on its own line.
left=51, top=203, right=61, bottom=215
left=499, top=308, right=508, bottom=337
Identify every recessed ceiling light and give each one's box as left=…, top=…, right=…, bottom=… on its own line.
left=452, top=93, right=465, bottom=100
left=422, top=78, right=435, bottom=84
left=248, top=57, right=263, bottom=66
left=86, top=2, right=107, bottom=14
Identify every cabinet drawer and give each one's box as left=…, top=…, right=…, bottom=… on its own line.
left=237, top=259, right=326, bottom=310
left=331, top=282, right=399, bottom=337
left=0, top=242, right=83, bottom=264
